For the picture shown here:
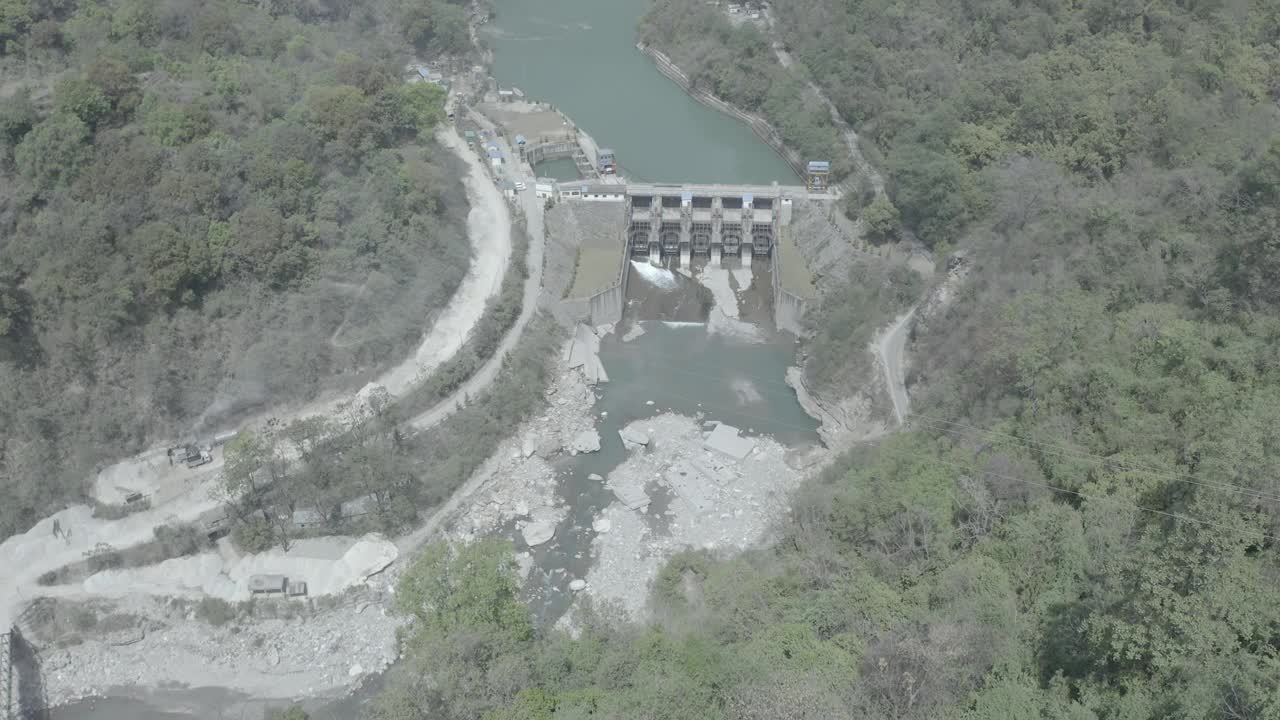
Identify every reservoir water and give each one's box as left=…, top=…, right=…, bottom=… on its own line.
left=52, top=2, right=814, bottom=718
left=485, top=0, right=797, bottom=184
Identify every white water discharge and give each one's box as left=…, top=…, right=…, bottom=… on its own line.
left=697, top=264, right=765, bottom=343
left=630, top=260, right=679, bottom=290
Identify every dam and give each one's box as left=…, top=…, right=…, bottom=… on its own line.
left=548, top=180, right=823, bottom=336
left=622, top=182, right=801, bottom=266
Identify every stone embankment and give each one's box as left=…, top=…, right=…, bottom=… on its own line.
left=638, top=45, right=806, bottom=179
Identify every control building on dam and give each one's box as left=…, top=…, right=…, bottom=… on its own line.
left=552, top=181, right=819, bottom=335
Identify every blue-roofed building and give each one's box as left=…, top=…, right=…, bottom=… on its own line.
left=597, top=148, right=616, bottom=174
left=806, top=160, right=831, bottom=192
left=514, top=134, right=527, bottom=146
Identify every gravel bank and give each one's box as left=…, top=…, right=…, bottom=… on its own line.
left=582, top=414, right=814, bottom=618
left=28, top=592, right=402, bottom=707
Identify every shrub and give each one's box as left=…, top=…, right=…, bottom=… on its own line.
left=196, top=597, right=236, bottom=626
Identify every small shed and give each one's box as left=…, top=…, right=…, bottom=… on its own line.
left=249, top=574, right=287, bottom=594
left=514, top=134, right=527, bottom=146
left=341, top=494, right=378, bottom=519
left=292, top=508, right=324, bottom=529
left=286, top=580, right=308, bottom=597
left=597, top=148, right=616, bottom=174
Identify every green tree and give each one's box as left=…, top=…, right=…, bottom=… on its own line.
left=144, top=101, right=213, bottom=147
left=393, top=82, right=446, bottom=139
left=0, top=0, right=33, bottom=50
left=266, top=704, right=309, bottom=720
left=14, top=112, right=93, bottom=189
left=396, top=539, right=531, bottom=639
left=861, top=193, right=900, bottom=242
left=55, top=76, right=112, bottom=128
left=88, top=58, right=143, bottom=124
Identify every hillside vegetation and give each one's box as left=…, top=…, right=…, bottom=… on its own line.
left=638, top=1, right=856, bottom=183
left=370, top=1, right=1280, bottom=719
left=0, top=0, right=477, bottom=539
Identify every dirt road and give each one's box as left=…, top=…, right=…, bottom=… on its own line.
left=2, top=123, right=518, bottom=633
left=409, top=112, right=546, bottom=431
left=374, top=128, right=513, bottom=398
left=764, top=13, right=884, bottom=196
left=874, top=309, right=915, bottom=425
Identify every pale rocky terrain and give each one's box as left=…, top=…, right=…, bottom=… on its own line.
left=582, top=414, right=814, bottom=617
left=26, top=590, right=401, bottom=706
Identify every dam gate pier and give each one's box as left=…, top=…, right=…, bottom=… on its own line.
left=554, top=181, right=817, bottom=334
left=623, top=183, right=795, bottom=267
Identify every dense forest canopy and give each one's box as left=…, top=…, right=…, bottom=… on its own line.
left=0, top=0, right=478, bottom=540
left=368, top=1, right=1280, bottom=719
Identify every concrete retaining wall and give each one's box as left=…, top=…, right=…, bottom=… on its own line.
left=640, top=45, right=806, bottom=180
left=771, top=255, right=809, bottom=336
left=527, top=140, right=576, bottom=165
left=560, top=229, right=629, bottom=326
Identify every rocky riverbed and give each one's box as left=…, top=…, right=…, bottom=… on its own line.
left=580, top=413, right=819, bottom=617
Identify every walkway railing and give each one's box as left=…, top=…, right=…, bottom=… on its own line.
left=2, top=629, right=12, bottom=720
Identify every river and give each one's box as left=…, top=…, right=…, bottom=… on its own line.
left=486, top=0, right=796, bottom=184
left=51, top=2, right=811, bottom=718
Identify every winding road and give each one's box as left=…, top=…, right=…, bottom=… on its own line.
left=0, top=117, right=541, bottom=633
left=875, top=309, right=915, bottom=426
left=410, top=110, right=546, bottom=431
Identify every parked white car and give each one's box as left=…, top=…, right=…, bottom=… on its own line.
left=514, top=180, right=527, bottom=191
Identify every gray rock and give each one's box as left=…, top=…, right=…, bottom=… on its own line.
left=571, top=429, right=601, bottom=454
left=703, top=423, right=755, bottom=461
left=619, top=428, right=650, bottom=447
left=522, top=520, right=556, bottom=547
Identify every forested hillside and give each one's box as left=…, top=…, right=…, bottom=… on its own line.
left=369, top=1, right=1280, bottom=718
left=0, top=0, right=476, bottom=539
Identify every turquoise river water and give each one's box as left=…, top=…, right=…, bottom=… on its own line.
left=52, top=1, right=815, bottom=717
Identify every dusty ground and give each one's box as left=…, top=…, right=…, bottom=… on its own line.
left=65, top=535, right=399, bottom=604
left=480, top=101, right=576, bottom=144
left=374, top=127, right=513, bottom=399
left=25, top=591, right=401, bottom=707
left=582, top=414, right=811, bottom=618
